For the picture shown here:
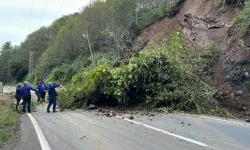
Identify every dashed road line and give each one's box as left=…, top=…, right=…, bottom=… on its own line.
left=27, top=113, right=51, bottom=150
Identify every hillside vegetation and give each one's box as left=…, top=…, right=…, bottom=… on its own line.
left=0, top=0, right=249, bottom=114
left=0, top=0, right=182, bottom=83
left=59, top=27, right=221, bottom=114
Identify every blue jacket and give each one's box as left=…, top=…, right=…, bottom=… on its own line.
left=21, top=84, right=37, bottom=97
left=41, top=84, right=47, bottom=91
left=48, top=84, right=60, bottom=97
left=36, top=84, right=43, bottom=92
left=15, top=85, right=22, bottom=99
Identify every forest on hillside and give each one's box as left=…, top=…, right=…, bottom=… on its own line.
left=0, top=0, right=249, bottom=113
left=0, top=0, right=182, bottom=83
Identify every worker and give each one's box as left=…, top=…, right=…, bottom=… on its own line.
left=35, top=82, right=43, bottom=102
left=15, top=83, right=22, bottom=111
left=20, top=81, right=37, bottom=113
left=41, top=81, right=47, bottom=102
left=47, top=82, right=61, bottom=113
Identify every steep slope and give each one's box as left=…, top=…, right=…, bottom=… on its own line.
left=139, top=0, right=250, bottom=117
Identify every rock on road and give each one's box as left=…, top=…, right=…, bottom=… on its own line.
left=11, top=106, right=250, bottom=150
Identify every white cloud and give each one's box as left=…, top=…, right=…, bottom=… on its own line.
left=0, top=0, right=90, bottom=47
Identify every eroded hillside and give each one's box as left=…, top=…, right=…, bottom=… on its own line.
left=139, top=0, right=250, bottom=117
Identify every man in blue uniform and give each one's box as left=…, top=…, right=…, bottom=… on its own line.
left=47, top=82, right=61, bottom=113
left=21, top=81, right=37, bottom=113
left=15, top=83, right=22, bottom=111
left=35, top=82, right=43, bottom=102
left=41, top=81, right=47, bottom=102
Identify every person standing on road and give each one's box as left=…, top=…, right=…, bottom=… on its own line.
left=15, top=83, right=22, bottom=111
left=47, top=82, right=61, bottom=113
left=41, top=81, right=47, bottom=102
left=21, top=81, right=37, bottom=113
left=35, top=82, right=43, bottom=102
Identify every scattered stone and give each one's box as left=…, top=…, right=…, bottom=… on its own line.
left=245, top=119, right=250, bottom=122
left=242, top=107, right=248, bottom=111
left=150, top=119, right=153, bottom=121
left=111, top=113, right=117, bottom=117
left=97, top=109, right=102, bottom=112
left=181, top=122, right=184, bottom=124
left=235, top=91, right=243, bottom=96
left=230, top=93, right=235, bottom=98
left=150, top=114, right=155, bottom=117
left=188, top=124, right=191, bottom=126
left=87, top=104, right=97, bottom=110
left=131, top=122, right=133, bottom=124
left=129, top=115, right=134, bottom=120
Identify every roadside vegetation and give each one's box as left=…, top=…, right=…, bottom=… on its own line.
left=58, top=27, right=224, bottom=115
left=0, top=0, right=247, bottom=117
left=0, top=98, right=19, bottom=146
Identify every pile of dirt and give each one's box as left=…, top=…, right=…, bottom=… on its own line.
left=139, top=0, right=250, bottom=118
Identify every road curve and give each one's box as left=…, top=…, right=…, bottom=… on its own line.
left=13, top=106, right=250, bottom=150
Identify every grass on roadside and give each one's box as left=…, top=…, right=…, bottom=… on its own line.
left=0, top=100, right=19, bottom=146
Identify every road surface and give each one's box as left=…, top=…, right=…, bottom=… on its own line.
left=9, top=106, right=250, bottom=150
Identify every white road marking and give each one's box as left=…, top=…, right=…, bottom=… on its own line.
left=27, top=113, right=51, bottom=150
left=116, top=115, right=209, bottom=148
left=199, top=115, right=250, bottom=126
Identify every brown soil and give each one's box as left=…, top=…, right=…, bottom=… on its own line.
left=139, top=0, right=250, bottom=118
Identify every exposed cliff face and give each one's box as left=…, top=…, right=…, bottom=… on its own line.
left=139, top=0, right=250, bottom=116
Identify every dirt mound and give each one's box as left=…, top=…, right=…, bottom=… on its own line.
left=139, top=0, right=250, bottom=117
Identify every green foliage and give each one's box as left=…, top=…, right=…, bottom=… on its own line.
left=214, top=0, right=247, bottom=8
left=0, top=0, right=184, bottom=84
left=136, top=0, right=182, bottom=30
left=0, top=100, right=19, bottom=145
left=234, top=0, right=250, bottom=34
left=59, top=28, right=217, bottom=113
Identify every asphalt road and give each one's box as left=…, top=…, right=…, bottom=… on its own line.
left=12, top=106, right=250, bottom=150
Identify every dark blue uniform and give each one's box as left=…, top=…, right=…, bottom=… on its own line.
left=47, top=84, right=60, bottom=112
left=21, top=84, right=37, bottom=113
left=40, top=83, right=47, bottom=101
left=15, top=85, right=22, bottom=111
left=35, top=84, right=43, bottom=102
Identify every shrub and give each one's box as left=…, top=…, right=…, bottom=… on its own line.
left=58, top=27, right=217, bottom=113
left=136, top=0, right=183, bottom=31
left=233, top=1, right=250, bottom=34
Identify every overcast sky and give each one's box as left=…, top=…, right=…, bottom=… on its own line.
left=0, top=0, right=90, bottom=47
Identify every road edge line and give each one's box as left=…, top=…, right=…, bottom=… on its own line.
left=116, top=115, right=209, bottom=147
left=199, top=116, right=250, bottom=126
left=27, top=113, right=51, bottom=150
